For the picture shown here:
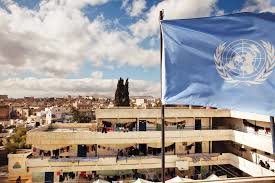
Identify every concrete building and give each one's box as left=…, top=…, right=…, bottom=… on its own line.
left=73, top=100, right=95, bottom=118
left=8, top=107, right=275, bottom=182
left=10, top=106, right=30, bottom=120
left=131, top=96, right=157, bottom=108
left=45, top=106, right=72, bottom=124
left=0, top=105, right=10, bottom=120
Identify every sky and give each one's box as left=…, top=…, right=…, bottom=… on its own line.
left=0, top=0, right=275, bottom=98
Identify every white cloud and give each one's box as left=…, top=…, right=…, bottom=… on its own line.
left=0, top=0, right=158, bottom=77
left=241, top=0, right=275, bottom=12
left=0, top=77, right=160, bottom=98
left=122, top=0, right=146, bottom=17
left=40, top=0, right=110, bottom=9
left=91, top=71, right=103, bottom=78
left=130, top=0, right=217, bottom=40
left=0, top=0, right=222, bottom=97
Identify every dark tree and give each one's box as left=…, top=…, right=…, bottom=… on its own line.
left=123, top=79, right=130, bottom=106
left=114, top=78, right=123, bottom=106
left=114, top=78, right=130, bottom=106
left=71, top=107, right=80, bottom=122
left=71, top=107, right=91, bottom=123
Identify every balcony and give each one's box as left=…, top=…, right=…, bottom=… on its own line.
left=26, top=153, right=275, bottom=177
left=27, top=129, right=272, bottom=154
left=95, top=108, right=270, bottom=122
left=27, top=129, right=232, bottom=145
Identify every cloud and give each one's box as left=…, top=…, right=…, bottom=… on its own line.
left=0, top=0, right=222, bottom=98
left=91, top=71, right=103, bottom=78
left=122, top=0, right=146, bottom=17
left=39, top=0, right=110, bottom=9
left=130, top=0, right=217, bottom=40
left=241, top=0, right=275, bottom=12
left=0, top=0, right=220, bottom=77
left=0, top=0, right=158, bottom=77
left=0, top=77, right=160, bottom=98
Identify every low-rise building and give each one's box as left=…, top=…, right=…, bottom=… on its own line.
left=0, top=105, right=10, bottom=120
left=0, top=95, right=8, bottom=100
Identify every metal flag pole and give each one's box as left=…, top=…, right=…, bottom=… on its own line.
left=159, top=10, right=165, bottom=183
left=270, top=116, right=275, bottom=154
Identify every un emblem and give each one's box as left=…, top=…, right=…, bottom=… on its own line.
left=214, top=39, right=275, bottom=85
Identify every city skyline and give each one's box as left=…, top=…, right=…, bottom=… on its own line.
left=0, top=0, right=275, bottom=98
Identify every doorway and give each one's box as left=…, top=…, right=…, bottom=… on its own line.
left=195, top=142, right=202, bottom=153
left=139, top=144, right=147, bottom=155
left=45, top=172, right=54, bottom=183
left=77, top=145, right=87, bottom=157
left=195, top=119, right=201, bottom=130
left=139, top=120, right=147, bottom=131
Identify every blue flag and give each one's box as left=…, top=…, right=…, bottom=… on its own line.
left=161, top=12, right=275, bottom=115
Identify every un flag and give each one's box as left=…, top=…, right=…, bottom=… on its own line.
left=161, top=12, right=275, bottom=115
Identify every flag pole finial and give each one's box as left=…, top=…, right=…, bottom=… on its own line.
left=159, top=9, right=164, bottom=21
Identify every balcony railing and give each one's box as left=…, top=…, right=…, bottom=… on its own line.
left=26, top=153, right=275, bottom=177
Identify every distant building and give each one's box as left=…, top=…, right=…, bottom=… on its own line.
left=44, top=106, right=72, bottom=123
left=24, top=96, right=34, bottom=102
left=73, top=101, right=94, bottom=118
left=0, top=105, right=10, bottom=120
left=135, top=98, right=145, bottom=106
left=10, top=106, right=30, bottom=120
left=0, top=95, right=8, bottom=100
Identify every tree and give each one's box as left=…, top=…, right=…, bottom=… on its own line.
left=71, top=107, right=80, bottom=122
left=123, top=79, right=130, bottom=106
left=71, top=107, right=92, bottom=123
left=114, top=78, right=130, bottom=106
left=114, top=78, right=124, bottom=106
left=4, top=127, right=30, bottom=153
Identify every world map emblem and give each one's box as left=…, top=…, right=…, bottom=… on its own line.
left=214, top=39, right=275, bottom=85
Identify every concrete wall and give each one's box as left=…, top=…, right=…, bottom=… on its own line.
left=232, top=131, right=273, bottom=154
left=27, top=130, right=232, bottom=146
left=8, top=152, right=31, bottom=181
left=27, top=129, right=272, bottom=154
left=24, top=153, right=275, bottom=177
left=96, top=108, right=230, bottom=119
left=95, top=108, right=270, bottom=122
left=222, top=141, right=275, bottom=172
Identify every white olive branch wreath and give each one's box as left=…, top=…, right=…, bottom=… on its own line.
left=214, top=41, right=275, bottom=85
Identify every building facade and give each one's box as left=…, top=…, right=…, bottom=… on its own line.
left=0, top=105, right=10, bottom=120
left=8, top=107, right=275, bottom=182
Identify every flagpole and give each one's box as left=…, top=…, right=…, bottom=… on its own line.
left=270, top=116, right=275, bottom=154
left=159, top=10, right=165, bottom=183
